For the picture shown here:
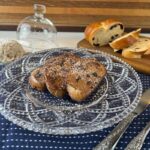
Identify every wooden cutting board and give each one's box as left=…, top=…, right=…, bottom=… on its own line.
left=77, top=39, right=150, bottom=75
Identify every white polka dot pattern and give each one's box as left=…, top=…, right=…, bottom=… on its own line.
left=0, top=66, right=149, bottom=150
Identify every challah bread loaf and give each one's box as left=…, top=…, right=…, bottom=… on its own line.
left=84, top=19, right=124, bottom=47
left=109, top=28, right=141, bottom=51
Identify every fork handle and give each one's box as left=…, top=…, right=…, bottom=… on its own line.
left=93, top=113, right=136, bottom=150
left=125, top=121, right=150, bottom=150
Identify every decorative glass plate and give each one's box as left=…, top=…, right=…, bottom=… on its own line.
left=0, top=48, right=142, bottom=135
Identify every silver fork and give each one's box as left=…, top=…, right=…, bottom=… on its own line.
left=125, top=121, right=150, bottom=150
left=93, top=89, right=150, bottom=150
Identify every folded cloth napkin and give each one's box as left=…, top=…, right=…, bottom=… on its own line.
left=0, top=64, right=149, bottom=150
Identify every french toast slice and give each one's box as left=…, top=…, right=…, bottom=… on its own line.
left=66, top=58, right=106, bottom=102
left=44, top=62, right=66, bottom=97
left=29, top=55, right=63, bottom=91
left=29, top=55, right=65, bottom=92
left=29, top=66, right=46, bottom=91
left=44, top=53, right=80, bottom=97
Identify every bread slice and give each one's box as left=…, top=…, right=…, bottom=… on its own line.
left=43, top=54, right=68, bottom=97
left=124, top=37, right=150, bottom=52
left=44, top=65, right=67, bottom=97
left=109, top=28, right=141, bottom=50
left=29, top=55, right=65, bottom=92
left=85, top=19, right=124, bottom=47
left=44, top=53, right=80, bottom=97
left=66, top=58, right=106, bottom=102
left=29, top=67, right=46, bottom=91
left=122, top=37, right=150, bottom=58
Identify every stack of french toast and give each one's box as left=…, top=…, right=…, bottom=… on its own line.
left=29, top=53, right=106, bottom=102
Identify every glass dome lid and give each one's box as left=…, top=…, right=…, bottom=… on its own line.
left=17, top=4, right=57, bottom=52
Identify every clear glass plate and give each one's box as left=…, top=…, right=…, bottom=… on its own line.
left=0, top=48, right=142, bottom=135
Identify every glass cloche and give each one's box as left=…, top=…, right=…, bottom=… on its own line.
left=17, top=4, right=57, bottom=52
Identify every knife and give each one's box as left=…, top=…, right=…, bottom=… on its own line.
left=93, top=89, right=150, bottom=150
left=125, top=121, right=150, bottom=150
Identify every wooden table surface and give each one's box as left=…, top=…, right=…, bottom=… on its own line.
left=0, top=0, right=150, bottom=31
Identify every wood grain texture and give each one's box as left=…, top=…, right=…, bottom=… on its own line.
left=0, top=0, right=150, bottom=31
left=77, top=39, right=150, bottom=75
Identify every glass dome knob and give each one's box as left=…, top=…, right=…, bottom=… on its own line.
left=34, top=4, right=46, bottom=17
